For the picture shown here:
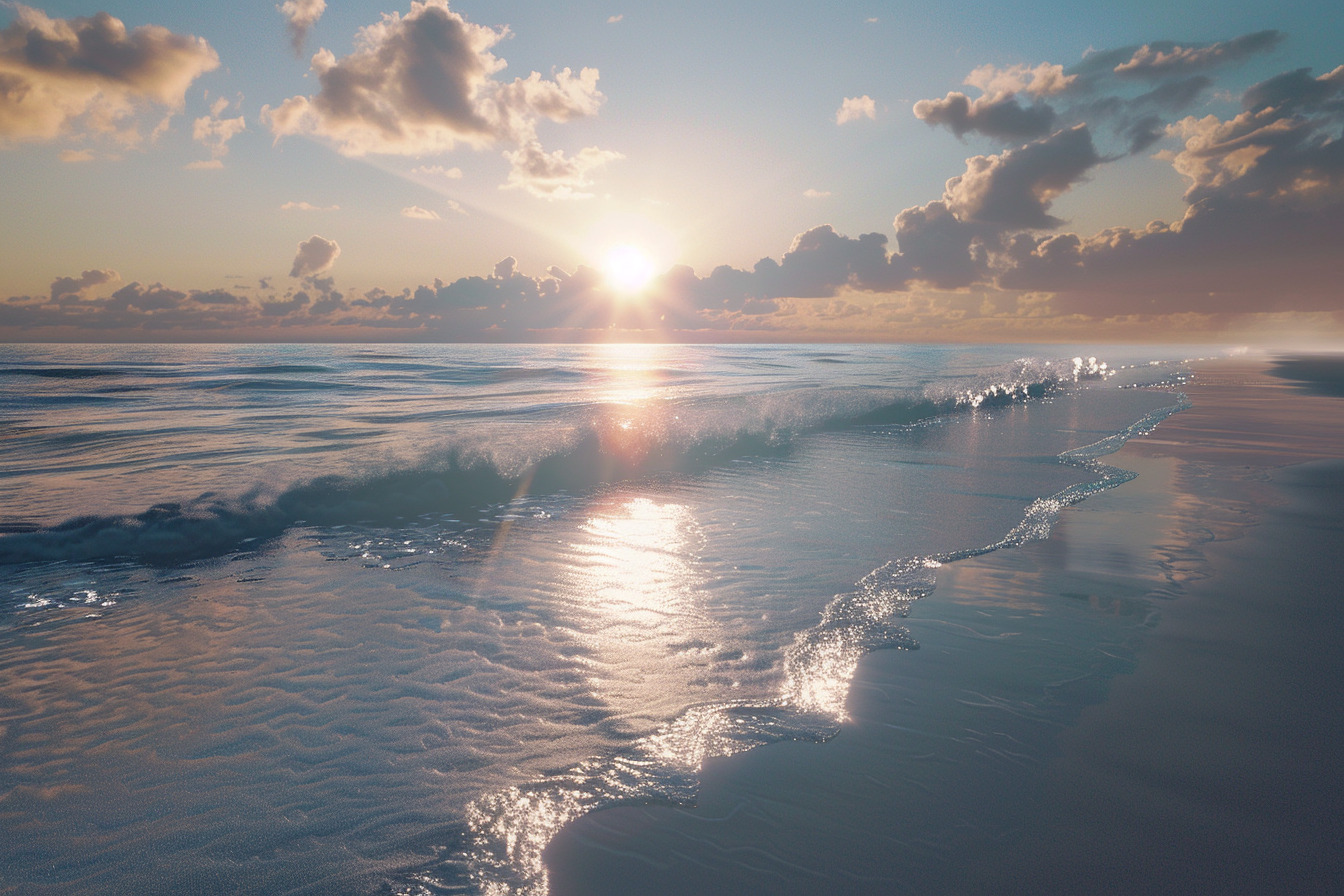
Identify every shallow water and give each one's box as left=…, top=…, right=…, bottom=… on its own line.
left=0, top=343, right=1194, bottom=894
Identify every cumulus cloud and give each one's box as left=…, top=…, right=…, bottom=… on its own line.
left=942, top=125, right=1100, bottom=228
left=50, top=269, right=118, bottom=301
left=836, top=95, right=876, bottom=124
left=191, top=96, right=245, bottom=162
left=0, top=6, right=218, bottom=145
left=278, top=0, right=326, bottom=54
left=289, top=235, right=340, bottom=277
left=502, top=140, right=622, bottom=199
left=965, top=62, right=1075, bottom=97
left=262, top=1, right=616, bottom=196
left=914, top=92, right=1056, bottom=140
left=995, top=63, right=1344, bottom=315
left=401, top=205, right=441, bottom=219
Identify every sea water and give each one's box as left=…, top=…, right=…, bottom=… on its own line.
left=0, top=343, right=1191, bottom=894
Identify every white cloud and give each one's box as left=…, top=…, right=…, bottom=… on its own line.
left=502, top=141, right=623, bottom=199
left=184, top=159, right=224, bottom=170
left=608, top=14, right=624, bottom=24
left=289, top=234, right=340, bottom=277
left=262, top=0, right=614, bottom=200
left=0, top=6, right=219, bottom=146
left=803, top=188, right=831, bottom=199
left=281, top=201, right=339, bottom=211
left=401, top=206, right=441, bottom=220
left=278, top=0, right=327, bottom=54
left=412, top=164, right=464, bottom=178
left=191, top=97, right=246, bottom=162
left=964, top=63, right=1075, bottom=98
left=836, top=95, right=876, bottom=124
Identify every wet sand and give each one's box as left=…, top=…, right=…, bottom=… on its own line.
left=545, top=358, right=1344, bottom=895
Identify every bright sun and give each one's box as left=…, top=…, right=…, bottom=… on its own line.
left=603, top=245, right=656, bottom=295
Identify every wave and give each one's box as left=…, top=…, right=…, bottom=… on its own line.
left=436, top=389, right=1190, bottom=896
left=0, top=356, right=1115, bottom=568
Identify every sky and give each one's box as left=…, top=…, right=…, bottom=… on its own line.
left=1, top=0, right=1341, bottom=343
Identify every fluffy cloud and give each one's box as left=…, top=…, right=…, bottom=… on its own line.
left=943, top=124, right=1100, bottom=228
left=50, top=269, right=118, bottom=301
left=0, top=6, right=218, bottom=145
left=964, top=63, right=1075, bottom=97
left=804, top=188, right=831, bottom=199
left=278, top=0, right=326, bottom=54
left=401, top=205, right=440, bottom=219
left=503, top=141, right=623, bottom=199
left=191, top=96, right=245, bottom=161
left=836, top=95, right=876, bottom=124
left=997, top=64, right=1344, bottom=314
left=914, top=92, right=1056, bottom=140
left=263, top=0, right=615, bottom=195
left=289, top=235, right=340, bottom=277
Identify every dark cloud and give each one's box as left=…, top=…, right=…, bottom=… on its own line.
left=913, top=92, right=1057, bottom=140
left=289, top=235, right=340, bottom=278
left=0, top=6, right=218, bottom=144
left=943, top=124, right=1100, bottom=228
left=1242, top=65, right=1344, bottom=115
left=1113, top=30, right=1285, bottom=79
left=50, top=269, right=117, bottom=301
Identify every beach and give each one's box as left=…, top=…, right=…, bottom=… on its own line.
left=545, top=358, right=1344, bottom=895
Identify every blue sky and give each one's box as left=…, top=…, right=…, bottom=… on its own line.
left=1, top=1, right=1341, bottom=342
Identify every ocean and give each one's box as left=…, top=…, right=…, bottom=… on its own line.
left=0, top=343, right=1197, bottom=894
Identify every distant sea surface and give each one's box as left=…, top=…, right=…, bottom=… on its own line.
left=0, top=343, right=1195, bottom=895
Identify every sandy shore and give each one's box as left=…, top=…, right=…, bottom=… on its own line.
left=544, top=357, right=1344, bottom=895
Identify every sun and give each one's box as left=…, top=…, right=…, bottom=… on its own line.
left=603, top=244, right=656, bottom=295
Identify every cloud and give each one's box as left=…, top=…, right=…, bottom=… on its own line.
left=262, top=0, right=615, bottom=196
left=803, top=188, right=831, bottom=199
left=1113, top=30, right=1285, bottom=78
left=281, top=201, right=339, bottom=211
left=278, top=0, right=326, bottom=54
left=191, top=96, right=245, bottom=162
left=413, top=164, right=463, bottom=178
left=0, top=6, right=219, bottom=145
left=59, top=149, right=94, bottom=162
left=289, top=235, right=340, bottom=277
left=964, top=62, right=1075, bottom=97
left=836, top=95, right=876, bottom=124
left=607, top=15, right=623, bottom=24
left=502, top=140, right=623, bottom=199
left=50, top=269, right=118, bottom=301
left=943, top=124, right=1100, bottom=228
left=401, top=205, right=441, bottom=219
left=184, top=159, right=224, bottom=170
left=914, top=92, right=1056, bottom=140
left=1241, top=65, right=1344, bottom=115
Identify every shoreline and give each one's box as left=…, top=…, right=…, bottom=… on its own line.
left=543, top=357, right=1344, bottom=895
